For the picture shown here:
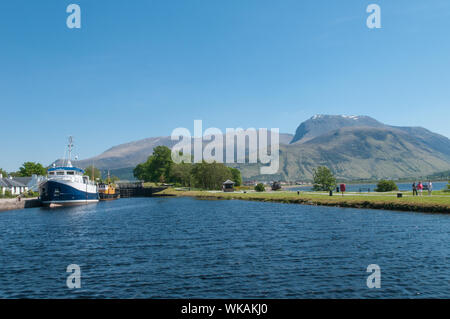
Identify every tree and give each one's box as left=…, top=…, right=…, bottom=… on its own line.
left=170, top=162, right=193, bottom=187
left=133, top=146, right=174, bottom=183
left=191, top=161, right=232, bottom=190
left=375, top=180, right=398, bottom=192
left=16, top=162, right=47, bottom=177
left=255, top=183, right=265, bottom=192
left=228, top=167, right=242, bottom=186
left=84, top=165, right=101, bottom=181
left=109, top=175, right=120, bottom=183
left=312, top=166, right=336, bottom=191
left=0, top=168, right=7, bottom=177
left=133, top=162, right=151, bottom=181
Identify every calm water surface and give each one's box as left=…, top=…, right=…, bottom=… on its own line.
left=0, top=197, right=449, bottom=298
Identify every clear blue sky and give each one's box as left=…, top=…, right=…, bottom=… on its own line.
left=1, top=0, right=450, bottom=171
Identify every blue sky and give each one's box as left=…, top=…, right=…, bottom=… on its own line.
left=1, top=0, right=450, bottom=171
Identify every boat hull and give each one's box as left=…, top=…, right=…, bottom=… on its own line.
left=99, top=192, right=120, bottom=201
left=40, top=180, right=99, bottom=206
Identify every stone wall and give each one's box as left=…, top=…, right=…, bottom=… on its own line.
left=0, top=198, right=42, bottom=212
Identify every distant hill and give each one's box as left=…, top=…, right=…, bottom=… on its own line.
left=75, top=136, right=177, bottom=170
left=67, top=132, right=293, bottom=170
left=290, top=115, right=385, bottom=144
left=57, top=115, right=450, bottom=181
left=282, top=126, right=450, bottom=180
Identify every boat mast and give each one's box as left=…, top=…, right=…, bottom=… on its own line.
left=67, top=136, right=74, bottom=167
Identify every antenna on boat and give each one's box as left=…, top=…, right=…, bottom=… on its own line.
left=67, top=136, right=74, bottom=167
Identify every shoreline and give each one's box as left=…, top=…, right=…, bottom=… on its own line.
left=0, top=198, right=42, bottom=212
left=2, top=190, right=449, bottom=214
left=159, top=189, right=450, bottom=214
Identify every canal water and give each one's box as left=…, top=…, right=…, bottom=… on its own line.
left=0, top=197, right=449, bottom=298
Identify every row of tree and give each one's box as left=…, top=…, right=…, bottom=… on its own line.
left=0, top=162, right=47, bottom=177
left=0, top=162, right=116, bottom=183
left=133, top=146, right=242, bottom=189
left=312, top=166, right=401, bottom=192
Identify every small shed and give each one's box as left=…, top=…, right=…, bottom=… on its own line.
left=222, top=180, right=235, bottom=192
left=271, top=181, right=281, bottom=191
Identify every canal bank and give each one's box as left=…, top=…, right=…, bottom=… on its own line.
left=159, top=189, right=450, bottom=214
left=0, top=198, right=42, bottom=212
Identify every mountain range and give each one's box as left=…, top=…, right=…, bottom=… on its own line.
left=66, top=115, right=450, bottom=181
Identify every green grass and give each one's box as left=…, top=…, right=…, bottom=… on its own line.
left=158, top=188, right=450, bottom=213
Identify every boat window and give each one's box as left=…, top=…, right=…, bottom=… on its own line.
left=83, top=177, right=88, bottom=184
left=48, top=172, right=55, bottom=175
left=67, top=171, right=74, bottom=175
left=57, top=171, right=65, bottom=175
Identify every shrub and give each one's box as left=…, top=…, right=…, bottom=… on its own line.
left=375, top=180, right=398, bottom=192
left=0, top=190, right=14, bottom=198
left=255, top=183, right=265, bottom=192
left=445, top=181, right=450, bottom=192
left=23, top=190, right=39, bottom=198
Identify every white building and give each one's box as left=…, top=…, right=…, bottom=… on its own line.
left=0, top=174, right=28, bottom=195
left=13, top=175, right=45, bottom=191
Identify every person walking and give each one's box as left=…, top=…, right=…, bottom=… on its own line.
left=428, top=181, right=433, bottom=196
left=412, top=182, right=417, bottom=196
left=418, top=181, right=423, bottom=196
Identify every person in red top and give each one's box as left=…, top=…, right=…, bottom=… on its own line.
left=417, top=181, right=423, bottom=196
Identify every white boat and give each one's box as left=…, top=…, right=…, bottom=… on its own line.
left=39, top=137, right=99, bottom=206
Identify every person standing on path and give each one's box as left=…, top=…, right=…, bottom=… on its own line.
left=418, top=181, right=423, bottom=196
left=412, top=182, right=417, bottom=196
left=428, top=181, right=433, bottom=196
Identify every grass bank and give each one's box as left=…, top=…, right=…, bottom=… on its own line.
left=157, top=188, right=450, bottom=214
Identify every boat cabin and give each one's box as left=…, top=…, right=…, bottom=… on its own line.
left=47, top=167, right=92, bottom=184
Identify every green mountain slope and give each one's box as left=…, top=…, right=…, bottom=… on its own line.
left=59, top=115, right=450, bottom=181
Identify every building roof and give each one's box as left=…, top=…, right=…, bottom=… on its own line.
left=0, top=178, right=27, bottom=188
left=223, top=180, right=235, bottom=185
left=12, top=177, right=32, bottom=185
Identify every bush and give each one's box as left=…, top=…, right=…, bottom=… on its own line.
left=22, top=190, right=39, bottom=198
left=375, top=180, right=398, bottom=192
left=445, top=181, right=450, bottom=192
left=0, top=190, right=14, bottom=198
left=255, top=183, right=265, bottom=192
